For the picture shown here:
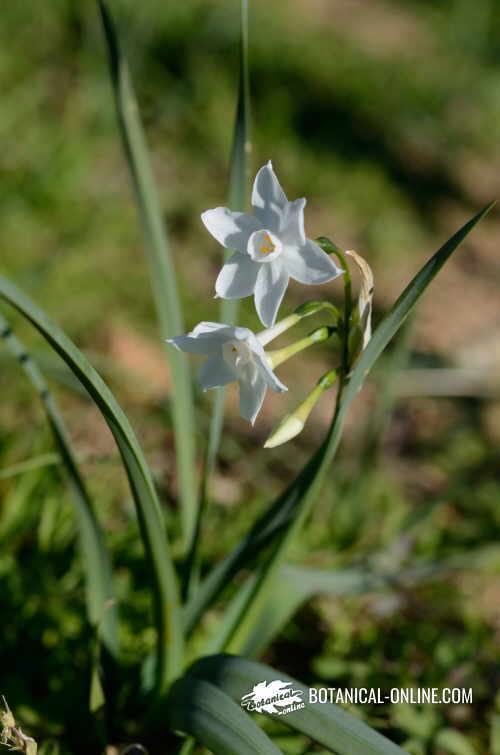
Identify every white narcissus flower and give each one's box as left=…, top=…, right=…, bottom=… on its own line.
left=201, top=161, right=344, bottom=327
left=168, top=322, right=287, bottom=424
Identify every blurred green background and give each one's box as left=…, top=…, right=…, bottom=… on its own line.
left=1, top=0, right=500, bottom=752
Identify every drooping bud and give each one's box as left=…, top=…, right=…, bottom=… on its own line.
left=264, top=369, right=337, bottom=448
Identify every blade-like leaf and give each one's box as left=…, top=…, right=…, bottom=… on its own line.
left=184, top=0, right=251, bottom=596
left=205, top=0, right=251, bottom=482
left=189, top=654, right=408, bottom=754
left=0, top=276, right=183, bottom=694
left=0, top=312, right=118, bottom=654
left=226, top=565, right=386, bottom=658
left=97, top=0, right=198, bottom=552
left=184, top=202, right=494, bottom=635
left=166, top=675, right=281, bottom=755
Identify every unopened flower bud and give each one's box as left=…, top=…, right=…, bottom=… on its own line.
left=264, top=369, right=337, bottom=448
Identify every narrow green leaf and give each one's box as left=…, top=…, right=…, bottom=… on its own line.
left=184, top=0, right=251, bottom=596
left=0, top=312, right=117, bottom=655
left=0, top=275, right=183, bottom=695
left=225, top=565, right=386, bottom=658
left=97, top=0, right=198, bottom=551
left=206, top=0, right=251, bottom=480
left=184, top=202, right=494, bottom=635
left=166, top=675, right=281, bottom=755
left=229, top=544, right=500, bottom=658
left=0, top=452, right=59, bottom=480
left=189, top=654, right=408, bottom=754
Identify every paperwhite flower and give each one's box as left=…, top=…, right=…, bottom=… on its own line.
left=168, top=322, right=287, bottom=424
left=201, top=161, right=343, bottom=327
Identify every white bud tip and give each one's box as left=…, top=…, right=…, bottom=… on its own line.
left=263, top=416, right=304, bottom=449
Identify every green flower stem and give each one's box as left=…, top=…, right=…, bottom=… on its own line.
left=294, top=299, right=342, bottom=322
left=257, top=313, right=300, bottom=346
left=315, top=237, right=353, bottom=381
left=266, top=326, right=335, bottom=369
left=258, top=301, right=340, bottom=347
left=183, top=0, right=250, bottom=601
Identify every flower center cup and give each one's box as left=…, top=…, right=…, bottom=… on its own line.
left=247, top=229, right=283, bottom=263
left=222, top=339, right=254, bottom=372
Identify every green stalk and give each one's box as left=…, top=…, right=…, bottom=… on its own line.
left=316, top=237, right=352, bottom=381
left=266, top=325, right=335, bottom=368
left=97, top=0, right=197, bottom=552
left=183, top=0, right=250, bottom=597
left=206, top=0, right=250, bottom=473
left=225, top=387, right=343, bottom=653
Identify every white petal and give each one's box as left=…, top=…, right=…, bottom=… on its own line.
left=198, top=354, right=235, bottom=391
left=201, top=207, right=261, bottom=252
left=279, top=198, right=306, bottom=245
left=254, top=262, right=289, bottom=327
left=244, top=332, right=288, bottom=392
left=255, top=352, right=288, bottom=393
left=284, top=240, right=344, bottom=285
left=215, top=252, right=260, bottom=299
left=168, top=322, right=235, bottom=353
left=251, top=161, right=288, bottom=231
left=239, top=369, right=267, bottom=425
left=168, top=335, right=214, bottom=354
left=191, top=322, right=230, bottom=337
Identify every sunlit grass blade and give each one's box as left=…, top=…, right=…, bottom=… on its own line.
left=0, top=312, right=118, bottom=655
left=0, top=452, right=59, bottom=480
left=0, top=276, right=183, bottom=695
left=210, top=565, right=385, bottom=658
left=184, top=202, right=494, bottom=636
left=185, top=0, right=251, bottom=595
left=167, top=675, right=281, bottom=755
left=222, top=544, right=498, bottom=658
left=189, top=655, right=408, bottom=754
left=97, top=0, right=197, bottom=552
left=203, top=562, right=382, bottom=657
